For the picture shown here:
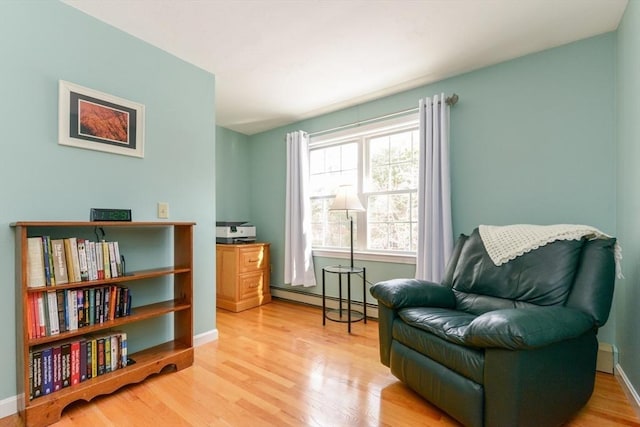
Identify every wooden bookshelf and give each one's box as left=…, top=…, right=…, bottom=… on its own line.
left=12, top=221, right=195, bottom=427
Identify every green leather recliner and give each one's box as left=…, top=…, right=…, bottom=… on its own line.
left=369, top=228, right=616, bottom=427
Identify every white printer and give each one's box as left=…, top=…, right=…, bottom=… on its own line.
left=216, top=221, right=256, bottom=244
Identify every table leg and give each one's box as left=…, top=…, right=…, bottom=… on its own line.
left=322, top=268, right=326, bottom=326
left=363, top=267, right=367, bottom=324
left=338, top=272, right=343, bottom=317
left=347, top=272, right=352, bottom=333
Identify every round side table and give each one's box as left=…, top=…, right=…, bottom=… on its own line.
left=322, top=265, right=366, bottom=333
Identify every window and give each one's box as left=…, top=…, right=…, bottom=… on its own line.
left=309, top=115, right=419, bottom=259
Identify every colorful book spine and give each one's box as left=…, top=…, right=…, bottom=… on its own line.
left=41, top=236, right=53, bottom=287
left=80, top=340, right=87, bottom=382
left=53, top=345, right=62, bottom=392
left=32, top=349, right=43, bottom=398
left=70, top=341, right=80, bottom=385
left=41, top=347, right=53, bottom=395
left=61, top=342, right=71, bottom=388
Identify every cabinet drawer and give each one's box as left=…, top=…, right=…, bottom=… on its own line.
left=238, top=246, right=268, bottom=272
left=239, top=271, right=266, bottom=300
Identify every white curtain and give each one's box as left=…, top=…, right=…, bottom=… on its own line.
left=284, top=131, right=317, bottom=287
left=415, top=94, right=453, bottom=282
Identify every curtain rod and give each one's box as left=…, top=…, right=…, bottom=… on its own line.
left=308, top=93, right=459, bottom=137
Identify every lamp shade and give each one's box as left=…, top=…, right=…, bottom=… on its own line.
left=329, top=185, right=365, bottom=212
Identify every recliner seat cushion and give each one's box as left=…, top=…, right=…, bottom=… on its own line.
left=452, top=229, right=585, bottom=314
left=398, top=307, right=476, bottom=345
left=393, top=319, right=484, bottom=384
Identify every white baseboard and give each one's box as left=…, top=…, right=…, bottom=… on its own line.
left=271, top=287, right=379, bottom=319
left=615, top=363, right=640, bottom=418
left=194, top=328, right=219, bottom=347
left=0, top=394, right=18, bottom=419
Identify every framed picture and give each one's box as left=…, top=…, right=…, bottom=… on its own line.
left=58, top=80, right=145, bottom=158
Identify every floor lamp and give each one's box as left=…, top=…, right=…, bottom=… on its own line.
left=329, top=185, right=365, bottom=268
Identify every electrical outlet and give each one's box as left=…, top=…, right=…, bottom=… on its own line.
left=157, top=202, right=169, bottom=219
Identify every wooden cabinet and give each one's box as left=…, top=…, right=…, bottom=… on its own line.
left=216, top=243, right=271, bottom=312
left=12, top=221, right=194, bottom=427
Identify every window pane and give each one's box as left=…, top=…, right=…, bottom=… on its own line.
left=390, top=163, right=415, bottom=190
left=370, top=165, right=389, bottom=192
left=368, top=223, right=389, bottom=250
left=368, top=195, right=389, bottom=222
left=390, top=193, right=410, bottom=221
left=341, top=143, right=358, bottom=171
left=389, top=223, right=410, bottom=250
left=309, top=120, right=419, bottom=254
left=370, top=136, right=389, bottom=164
left=390, top=131, right=414, bottom=162
left=309, top=142, right=358, bottom=197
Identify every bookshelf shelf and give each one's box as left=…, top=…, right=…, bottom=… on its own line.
left=12, top=221, right=195, bottom=427
left=24, top=267, right=192, bottom=293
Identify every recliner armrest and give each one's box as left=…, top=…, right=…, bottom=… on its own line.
left=464, top=306, right=594, bottom=350
left=370, top=278, right=456, bottom=310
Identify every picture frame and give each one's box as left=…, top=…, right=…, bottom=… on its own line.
left=58, top=80, right=145, bottom=158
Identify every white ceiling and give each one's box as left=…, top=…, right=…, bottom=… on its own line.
left=63, top=0, right=627, bottom=135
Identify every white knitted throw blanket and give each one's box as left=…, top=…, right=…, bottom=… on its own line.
left=478, top=224, right=623, bottom=278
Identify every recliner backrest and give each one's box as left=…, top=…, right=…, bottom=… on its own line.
left=565, top=237, right=616, bottom=326
left=443, top=228, right=592, bottom=316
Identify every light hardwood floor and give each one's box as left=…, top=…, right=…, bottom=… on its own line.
left=2, top=299, right=639, bottom=426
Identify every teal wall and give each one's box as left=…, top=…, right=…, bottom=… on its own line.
left=616, top=0, right=640, bottom=399
left=0, top=1, right=216, bottom=402
left=247, top=34, right=617, bottom=339
left=216, top=127, right=250, bottom=221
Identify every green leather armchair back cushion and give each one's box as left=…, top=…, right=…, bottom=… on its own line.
left=565, top=237, right=616, bottom=326
left=451, top=228, right=584, bottom=314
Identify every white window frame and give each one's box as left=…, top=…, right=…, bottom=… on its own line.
left=309, top=114, right=419, bottom=264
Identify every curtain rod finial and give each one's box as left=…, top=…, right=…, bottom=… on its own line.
left=446, top=93, right=459, bottom=106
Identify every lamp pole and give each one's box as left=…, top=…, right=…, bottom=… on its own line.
left=348, top=210, right=354, bottom=268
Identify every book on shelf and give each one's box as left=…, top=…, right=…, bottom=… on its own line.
left=46, top=291, right=60, bottom=336
left=41, top=347, right=53, bottom=396
left=41, top=236, right=54, bottom=287
left=26, top=235, right=124, bottom=288
left=68, top=238, right=82, bottom=283
left=27, top=293, right=36, bottom=339
left=63, top=239, right=76, bottom=283
left=51, top=239, right=69, bottom=285
left=108, top=242, right=118, bottom=278
left=28, top=286, right=133, bottom=338
left=102, top=241, right=111, bottom=279
left=80, top=339, right=88, bottom=382
left=31, top=349, right=43, bottom=399
left=76, top=290, right=85, bottom=328
left=95, top=242, right=105, bottom=279
left=28, top=325, right=131, bottom=400
left=114, top=242, right=122, bottom=276
left=77, top=239, right=89, bottom=282
left=61, top=342, right=71, bottom=388
left=27, top=237, right=46, bottom=288
left=87, top=241, right=98, bottom=281
left=36, top=293, right=46, bottom=338
left=53, top=345, right=62, bottom=392
left=56, top=290, right=67, bottom=333
left=71, top=341, right=81, bottom=385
